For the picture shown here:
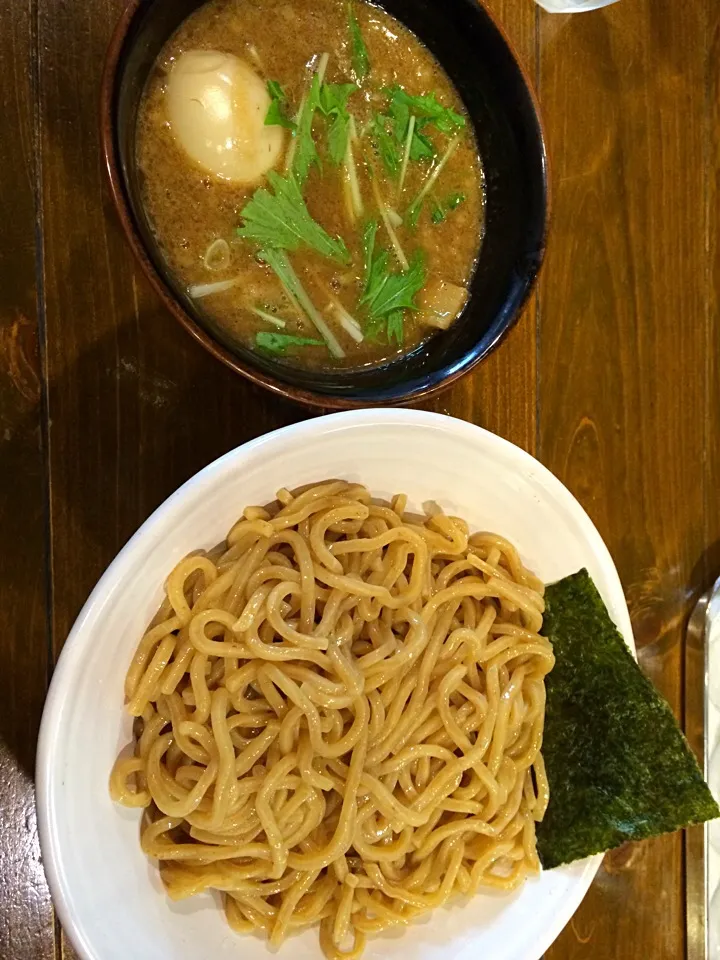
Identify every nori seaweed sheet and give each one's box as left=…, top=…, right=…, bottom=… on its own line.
left=536, top=569, right=720, bottom=870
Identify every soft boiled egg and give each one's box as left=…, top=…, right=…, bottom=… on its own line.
left=166, top=50, right=284, bottom=183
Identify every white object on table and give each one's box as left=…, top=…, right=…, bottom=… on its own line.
left=535, top=0, right=619, bottom=12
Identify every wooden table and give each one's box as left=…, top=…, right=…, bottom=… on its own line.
left=1, top=0, right=717, bottom=957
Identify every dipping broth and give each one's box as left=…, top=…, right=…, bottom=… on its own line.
left=137, top=0, right=484, bottom=370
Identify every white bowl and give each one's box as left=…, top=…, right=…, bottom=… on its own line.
left=37, top=409, right=634, bottom=960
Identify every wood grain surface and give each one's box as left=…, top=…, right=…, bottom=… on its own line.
left=0, top=0, right=716, bottom=957
left=538, top=1, right=716, bottom=957
left=0, top=0, right=54, bottom=958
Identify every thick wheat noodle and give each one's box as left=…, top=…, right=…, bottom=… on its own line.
left=110, top=481, right=554, bottom=959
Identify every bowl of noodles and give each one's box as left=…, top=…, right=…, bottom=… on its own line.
left=36, top=409, right=632, bottom=960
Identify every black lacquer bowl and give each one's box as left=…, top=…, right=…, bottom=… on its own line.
left=101, top=0, right=548, bottom=408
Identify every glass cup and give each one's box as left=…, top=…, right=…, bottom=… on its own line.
left=534, top=0, right=619, bottom=11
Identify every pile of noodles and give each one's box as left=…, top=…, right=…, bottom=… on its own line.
left=110, top=481, right=554, bottom=959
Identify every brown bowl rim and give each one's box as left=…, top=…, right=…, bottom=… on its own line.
left=100, top=0, right=550, bottom=410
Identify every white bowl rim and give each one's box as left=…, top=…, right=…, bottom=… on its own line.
left=36, top=408, right=634, bottom=960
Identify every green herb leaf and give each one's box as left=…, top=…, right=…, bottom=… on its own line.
left=319, top=83, right=357, bottom=116
left=327, top=115, right=350, bottom=165
left=381, top=87, right=465, bottom=170
left=359, top=227, right=426, bottom=341
left=348, top=6, right=370, bottom=83
left=429, top=192, right=466, bottom=225
left=361, top=220, right=392, bottom=312
left=386, top=93, right=410, bottom=143
left=430, top=199, right=445, bottom=224
left=386, top=93, right=434, bottom=163
left=409, top=129, right=435, bottom=161
left=370, top=114, right=401, bottom=175
left=319, top=83, right=358, bottom=164
left=257, top=248, right=346, bottom=359
left=265, top=80, right=296, bottom=131
left=362, top=249, right=425, bottom=318
left=386, top=310, right=405, bottom=344
left=405, top=197, right=424, bottom=229
left=386, top=87, right=465, bottom=133
left=405, top=135, right=462, bottom=222
left=537, top=569, right=720, bottom=870
left=361, top=220, right=379, bottom=290
left=238, top=171, right=350, bottom=264
left=257, top=248, right=301, bottom=301
left=255, top=331, right=323, bottom=354
left=291, top=73, right=322, bottom=185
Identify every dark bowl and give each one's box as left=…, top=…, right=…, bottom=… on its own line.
left=101, top=0, right=548, bottom=409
